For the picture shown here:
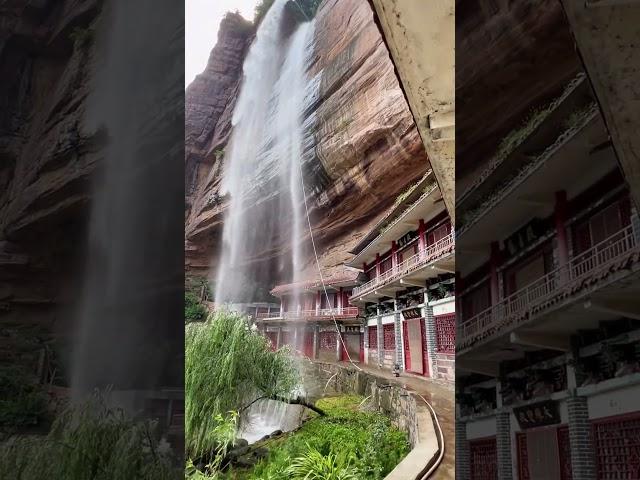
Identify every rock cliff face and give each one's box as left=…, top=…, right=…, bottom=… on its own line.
left=456, top=0, right=580, bottom=181
left=185, top=0, right=430, bottom=282
left=0, top=0, right=103, bottom=337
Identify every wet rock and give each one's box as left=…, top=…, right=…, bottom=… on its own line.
left=236, top=454, right=258, bottom=468
left=270, top=429, right=283, bottom=437
left=234, top=438, right=249, bottom=448
left=254, top=446, right=269, bottom=459
left=258, top=434, right=271, bottom=442
left=228, top=445, right=250, bottom=459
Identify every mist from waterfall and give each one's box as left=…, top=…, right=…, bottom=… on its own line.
left=214, top=0, right=317, bottom=322
left=71, top=0, right=184, bottom=399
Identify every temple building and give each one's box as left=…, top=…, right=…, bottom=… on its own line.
left=456, top=46, right=640, bottom=480
left=254, top=271, right=366, bottom=362
left=346, top=171, right=455, bottom=381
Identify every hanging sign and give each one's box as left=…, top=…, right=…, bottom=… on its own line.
left=505, top=218, right=546, bottom=256
left=402, top=308, right=422, bottom=320
left=397, top=230, right=417, bottom=249
left=514, top=400, right=560, bottom=429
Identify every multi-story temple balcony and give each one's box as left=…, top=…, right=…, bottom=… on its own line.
left=346, top=171, right=455, bottom=304
left=351, top=231, right=454, bottom=302
left=458, top=224, right=640, bottom=356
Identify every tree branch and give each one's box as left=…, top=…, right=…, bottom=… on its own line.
left=240, top=394, right=326, bottom=416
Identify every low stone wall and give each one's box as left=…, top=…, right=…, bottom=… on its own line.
left=435, top=352, right=455, bottom=382
left=301, top=361, right=440, bottom=479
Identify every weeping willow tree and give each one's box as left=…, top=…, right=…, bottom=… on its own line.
left=185, top=310, right=298, bottom=460
left=0, top=393, right=178, bottom=479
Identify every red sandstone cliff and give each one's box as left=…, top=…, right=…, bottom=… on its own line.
left=184, top=0, right=430, bottom=282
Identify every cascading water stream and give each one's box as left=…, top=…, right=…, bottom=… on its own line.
left=213, top=0, right=318, bottom=441
left=214, top=0, right=315, bottom=321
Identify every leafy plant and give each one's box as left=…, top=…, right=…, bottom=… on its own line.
left=254, top=0, right=275, bottom=24
left=185, top=292, right=208, bottom=323
left=0, top=365, right=48, bottom=429
left=244, top=396, right=409, bottom=480
left=0, top=393, right=178, bottom=479
left=185, top=311, right=298, bottom=460
left=286, top=445, right=359, bottom=480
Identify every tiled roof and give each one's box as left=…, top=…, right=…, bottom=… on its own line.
left=270, top=270, right=362, bottom=295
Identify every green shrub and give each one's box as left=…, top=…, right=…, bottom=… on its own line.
left=242, top=396, right=410, bottom=480
left=0, top=393, right=178, bottom=479
left=185, top=292, right=208, bottom=323
left=185, top=311, right=298, bottom=460
left=0, top=365, right=48, bottom=429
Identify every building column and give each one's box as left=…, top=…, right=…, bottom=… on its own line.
left=423, top=291, right=437, bottom=378
left=394, top=299, right=404, bottom=370
left=496, top=412, right=513, bottom=480
left=375, top=253, right=381, bottom=277
left=456, top=419, right=471, bottom=480
left=336, top=325, right=343, bottom=362
left=276, top=326, right=282, bottom=350
left=391, top=241, right=398, bottom=269
left=377, top=306, right=383, bottom=368
left=312, top=324, right=319, bottom=359
left=631, top=204, right=640, bottom=244
left=315, top=291, right=321, bottom=314
left=567, top=395, right=597, bottom=480
left=490, top=241, right=501, bottom=305
left=418, top=219, right=426, bottom=254
left=555, top=191, right=570, bottom=285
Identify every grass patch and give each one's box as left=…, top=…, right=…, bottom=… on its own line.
left=226, top=395, right=410, bottom=480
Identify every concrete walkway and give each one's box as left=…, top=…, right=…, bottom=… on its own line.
left=329, top=362, right=455, bottom=479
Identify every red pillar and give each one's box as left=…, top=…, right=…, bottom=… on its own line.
left=391, top=241, right=398, bottom=268
left=555, top=191, right=569, bottom=268
left=375, top=253, right=381, bottom=276
left=418, top=219, right=426, bottom=251
left=490, top=241, right=501, bottom=305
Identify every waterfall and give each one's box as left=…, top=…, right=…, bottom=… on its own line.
left=70, top=0, right=183, bottom=399
left=214, top=0, right=317, bottom=320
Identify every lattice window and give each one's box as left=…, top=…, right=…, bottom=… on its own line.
left=470, top=437, right=497, bottom=480
left=435, top=313, right=456, bottom=353
left=557, top=426, right=573, bottom=480
left=368, top=326, right=377, bottom=349
left=517, top=432, right=530, bottom=480
left=383, top=323, right=395, bottom=350
left=319, top=331, right=337, bottom=350
left=593, top=413, right=640, bottom=479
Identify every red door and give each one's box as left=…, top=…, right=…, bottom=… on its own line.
left=303, top=330, right=314, bottom=358
left=403, top=320, right=411, bottom=372
left=403, top=319, right=428, bottom=376
left=516, top=426, right=572, bottom=480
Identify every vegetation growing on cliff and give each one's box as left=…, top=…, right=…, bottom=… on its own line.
left=185, top=292, right=208, bottom=323
left=228, top=396, right=410, bottom=480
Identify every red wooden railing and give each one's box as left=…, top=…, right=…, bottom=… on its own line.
left=256, top=306, right=359, bottom=320
left=352, top=231, right=455, bottom=299
left=459, top=225, right=639, bottom=351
